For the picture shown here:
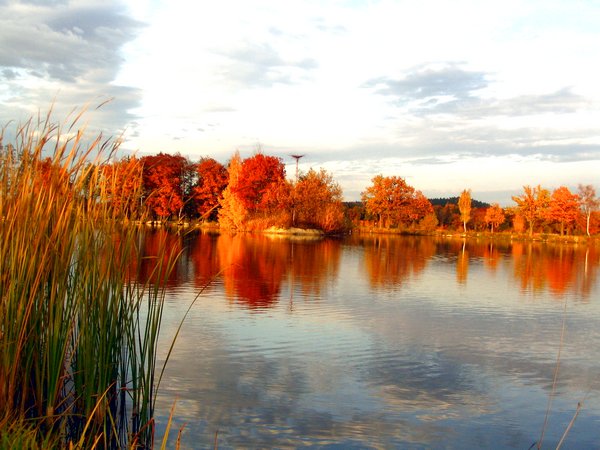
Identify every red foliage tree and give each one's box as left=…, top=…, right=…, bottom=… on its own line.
left=220, top=152, right=291, bottom=230
left=547, top=186, right=580, bottom=236
left=140, top=153, right=188, bottom=220
left=193, top=157, right=228, bottom=221
left=235, top=153, right=287, bottom=212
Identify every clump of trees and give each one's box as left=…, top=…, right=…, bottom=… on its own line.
left=92, top=149, right=599, bottom=236
left=97, top=150, right=347, bottom=233
left=510, top=184, right=599, bottom=237
left=360, top=175, right=434, bottom=230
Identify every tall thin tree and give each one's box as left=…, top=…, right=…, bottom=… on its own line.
left=458, top=189, right=472, bottom=233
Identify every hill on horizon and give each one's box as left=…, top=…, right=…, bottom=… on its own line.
left=429, top=197, right=491, bottom=208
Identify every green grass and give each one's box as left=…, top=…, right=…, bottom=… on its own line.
left=0, top=112, right=178, bottom=448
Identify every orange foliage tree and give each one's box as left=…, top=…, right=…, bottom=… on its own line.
left=140, top=153, right=188, bottom=220
left=100, top=156, right=143, bottom=218
left=293, top=168, right=345, bottom=232
left=218, top=152, right=248, bottom=231
left=193, top=157, right=228, bottom=221
left=484, top=203, right=505, bottom=233
left=361, top=175, right=432, bottom=228
left=546, top=186, right=580, bottom=236
left=458, top=189, right=472, bottom=232
left=512, top=185, right=550, bottom=236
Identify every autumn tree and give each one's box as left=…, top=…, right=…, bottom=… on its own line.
left=547, top=186, right=580, bottom=236
left=512, top=185, right=550, bottom=237
left=293, top=168, right=345, bottom=232
left=578, top=184, right=600, bottom=236
left=193, top=157, right=228, bottom=221
left=140, top=153, right=188, bottom=220
left=236, top=153, right=288, bottom=213
left=361, top=175, right=432, bottom=228
left=34, top=157, right=72, bottom=197
left=434, top=202, right=460, bottom=229
left=471, top=207, right=488, bottom=231
left=100, top=156, right=143, bottom=218
left=458, top=189, right=472, bottom=232
left=408, top=191, right=434, bottom=226
left=218, top=152, right=248, bottom=231
left=179, top=156, right=198, bottom=219
left=484, top=203, right=505, bottom=233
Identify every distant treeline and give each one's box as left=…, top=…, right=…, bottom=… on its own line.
left=429, top=197, right=490, bottom=209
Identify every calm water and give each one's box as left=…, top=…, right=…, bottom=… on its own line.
left=142, top=231, right=600, bottom=449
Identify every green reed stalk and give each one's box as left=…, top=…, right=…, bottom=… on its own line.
left=0, top=111, right=177, bottom=448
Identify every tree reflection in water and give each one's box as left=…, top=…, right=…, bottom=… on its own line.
left=145, top=232, right=600, bottom=448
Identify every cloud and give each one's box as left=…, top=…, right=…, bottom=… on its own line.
left=0, top=1, right=143, bottom=82
left=365, top=63, right=591, bottom=121
left=216, top=41, right=318, bottom=88
left=0, top=0, right=144, bottom=138
left=365, top=62, right=488, bottom=104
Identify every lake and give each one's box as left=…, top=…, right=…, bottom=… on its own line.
left=145, top=230, right=600, bottom=449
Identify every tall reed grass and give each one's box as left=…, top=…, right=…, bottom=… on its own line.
left=0, top=111, right=178, bottom=448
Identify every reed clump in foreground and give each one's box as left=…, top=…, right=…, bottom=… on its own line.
left=0, top=112, right=178, bottom=448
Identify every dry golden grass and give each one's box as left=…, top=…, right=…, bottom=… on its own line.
left=0, top=110, right=177, bottom=448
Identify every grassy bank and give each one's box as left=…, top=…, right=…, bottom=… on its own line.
left=353, top=226, right=599, bottom=245
left=0, top=114, right=178, bottom=448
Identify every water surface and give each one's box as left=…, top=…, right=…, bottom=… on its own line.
left=144, top=231, right=600, bottom=448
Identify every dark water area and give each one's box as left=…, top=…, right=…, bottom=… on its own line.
left=144, top=230, right=600, bottom=449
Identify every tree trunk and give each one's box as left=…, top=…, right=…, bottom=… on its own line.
left=529, top=220, right=534, bottom=237
left=587, top=212, right=591, bottom=237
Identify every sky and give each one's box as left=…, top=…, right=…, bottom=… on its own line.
left=1, top=0, right=599, bottom=205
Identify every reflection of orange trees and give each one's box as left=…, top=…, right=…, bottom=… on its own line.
left=289, top=239, right=342, bottom=296
left=131, top=229, right=183, bottom=288
left=512, top=243, right=547, bottom=293
left=217, top=234, right=289, bottom=309
left=456, top=242, right=469, bottom=284
left=510, top=242, right=600, bottom=298
left=482, top=242, right=501, bottom=272
left=578, top=246, right=600, bottom=298
left=362, top=236, right=435, bottom=287
left=189, top=232, right=222, bottom=289
left=546, top=246, right=576, bottom=294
